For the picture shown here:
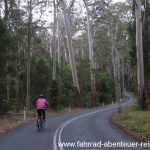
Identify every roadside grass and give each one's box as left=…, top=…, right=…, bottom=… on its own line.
left=0, top=110, right=35, bottom=129
left=0, top=117, right=21, bottom=126
left=113, top=106, right=150, bottom=136
left=0, top=107, right=85, bottom=134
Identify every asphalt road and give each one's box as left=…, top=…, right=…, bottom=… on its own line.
left=0, top=93, right=149, bottom=150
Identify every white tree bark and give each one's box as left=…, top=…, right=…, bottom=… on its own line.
left=83, top=0, right=97, bottom=106
left=61, top=0, right=80, bottom=95
left=57, top=24, right=61, bottom=64
left=110, top=28, right=121, bottom=100
left=62, top=37, right=68, bottom=63
left=49, top=38, right=53, bottom=58
left=121, top=56, right=125, bottom=92
left=135, top=0, right=146, bottom=109
left=26, top=0, right=32, bottom=109
left=83, top=0, right=95, bottom=73
left=52, top=0, right=57, bottom=80
left=56, top=0, right=61, bottom=64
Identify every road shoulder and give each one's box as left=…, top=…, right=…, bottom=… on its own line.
left=111, top=111, right=150, bottom=142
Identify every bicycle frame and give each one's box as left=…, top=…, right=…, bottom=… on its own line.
left=37, top=116, right=45, bottom=132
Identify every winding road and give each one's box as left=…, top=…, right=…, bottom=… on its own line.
left=0, top=93, right=149, bottom=150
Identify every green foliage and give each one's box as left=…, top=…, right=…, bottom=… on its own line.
left=77, top=59, right=91, bottom=91
left=82, top=92, right=93, bottom=108
left=95, top=71, right=115, bottom=104
left=142, top=1, right=150, bottom=99
left=30, top=58, right=52, bottom=107
left=0, top=100, right=10, bottom=115
left=0, top=0, right=130, bottom=114
left=76, top=59, right=115, bottom=107
left=128, top=1, right=150, bottom=103
left=56, top=64, right=75, bottom=108
left=50, top=80, right=58, bottom=109
left=114, top=107, right=150, bottom=136
left=0, top=19, right=17, bottom=114
left=77, top=59, right=92, bottom=107
left=0, top=19, right=10, bottom=76
left=31, top=58, right=52, bottom=96
left=128, top=21, right=136, bottom=66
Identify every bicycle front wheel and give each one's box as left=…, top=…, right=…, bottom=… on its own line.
left=37, top=119, right=42, bottom=132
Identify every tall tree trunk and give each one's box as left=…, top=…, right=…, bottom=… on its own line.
left=116, top=49, right=121, bottom=99
left=81, top=47, right=84, bottom=59
left=49, top=38, right=53, bottom=58
left=121, top=57, right=125, bottom=93
left=83, top=0, right=97, bottom=107
left=135, top=0, right=146, bottom=110
left=62, top=0, right=81, bottom=107
left=26, top=0, right=32, bottom=110
left=57, top=0, right=61, bottom=65
left=16, top=74, right=20, bottom=111
left=15, top=0, right=21, bottom=112
left=52, top=0, right=57, bottom=80
left=57, top=28, right=61, bottom=65
left=4, top=0, right=10, bottom=102
left=6, top=61, right=10, bottom=102
left=4, top=0, right=9, bottom=21
left=111, top=34, right=121, bottom=100
left=62, top=37, right=68, bottom=63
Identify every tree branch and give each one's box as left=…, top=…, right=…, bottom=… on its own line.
left=32, top=1, right=47, bottom=10
left=134, top=0, right=140, bottom=7
left=68, top=0, right=75, bottom=12
left=0, top=5, right=4, bottom=11
left=83, top=0, right=87, bottom=7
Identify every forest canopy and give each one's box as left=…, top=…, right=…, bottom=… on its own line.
left=0, top=0, right=149, bottom=114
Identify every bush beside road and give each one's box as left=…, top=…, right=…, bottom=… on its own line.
left=112, top=105, right=150, bottom=142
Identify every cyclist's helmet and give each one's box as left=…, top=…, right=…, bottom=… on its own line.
left=39, top=94, right=44, bottom=98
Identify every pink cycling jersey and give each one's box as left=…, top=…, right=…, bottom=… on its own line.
left=36, top=98, right=48, bottom=109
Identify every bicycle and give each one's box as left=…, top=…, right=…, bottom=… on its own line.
left=37, top=114, right=45, bottom=132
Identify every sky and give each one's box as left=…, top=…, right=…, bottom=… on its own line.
left=33, top=0, right=127, bottom=27
left=113, top=0, right=126, bottom=3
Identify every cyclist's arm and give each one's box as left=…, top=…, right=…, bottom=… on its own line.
left=45, top=100, right=49, bottom=108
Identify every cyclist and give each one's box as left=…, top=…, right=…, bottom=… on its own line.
left=35, top=95, right=49, bottom=122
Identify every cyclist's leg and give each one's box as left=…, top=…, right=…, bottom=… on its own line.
left=41, top=109, right=46, bottom=123
left=37, top=109, right=42, bottom=131
left=37, top=109, right=42, bottom=118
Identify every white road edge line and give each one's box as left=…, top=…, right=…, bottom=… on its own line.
left=53, top=94, right=133, bottom=150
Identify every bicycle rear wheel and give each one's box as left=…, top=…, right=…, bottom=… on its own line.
left=37, top=119, right=41, bottom=132
left=40, top=118, right=44, bottom=131
left=37, top=117, right=44, bottom=132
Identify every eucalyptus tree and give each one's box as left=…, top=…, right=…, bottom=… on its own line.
left=128, top=0, right=150, bottom=107
left=0, top=19, right=10, bottom=103
left=142, top=0, right=150, bottom=100
left=108, top=3, right=131, bottom=99
left=109, top=9, right=122, bottom=100
left=3, top=0, right=11, bottom=21
left=135, top=0, right=146, bottom=110
left=61, top=0, right=81, bottom=106
left=83, top=0, right=97, bottom=107
left=10, top=1, right=26, bottom=111
left=0, top=0, right=28, bottom=110
left=3, top=0, right=11, bottom=102
left=91, top=1, right=131, bottom=100
left=0, top=19, right=14, bottom=114
left=52, top=0, right=57, bottom=80
left=56, top=0, right=62, bottom=65
left=0, top=0, right=19, bottom=103
left=22, top=0, right=52, bottom=109
left=25, top=0, right=32, bottom=109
